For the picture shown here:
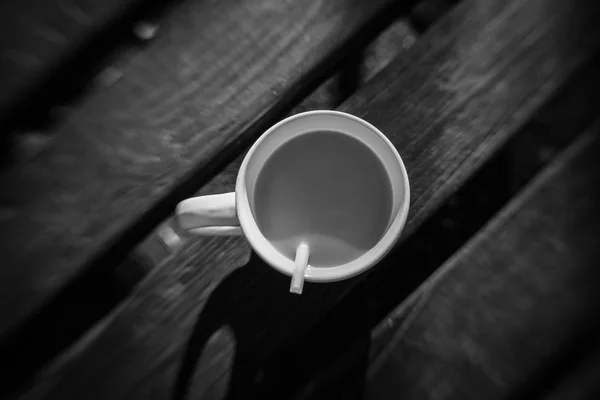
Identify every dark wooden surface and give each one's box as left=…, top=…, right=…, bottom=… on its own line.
left=0, top=16, right=419, bottom=398
left=14, top=0, right=600, bottom=399
left=285, top=50, right=600, bottom=400
left=0, top=0, right=414, bottom=340
left=367, top=128, right=600, bottom=400
left=0, top=0, right=148, bottom=124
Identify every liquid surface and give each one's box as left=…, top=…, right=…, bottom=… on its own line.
left=253, top=130, right=392, bottom=267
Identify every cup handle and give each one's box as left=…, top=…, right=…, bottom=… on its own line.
left=175, top=192, right=243, bottom=236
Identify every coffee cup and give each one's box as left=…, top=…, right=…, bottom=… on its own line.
left=176, top=110, right=410, bottom=282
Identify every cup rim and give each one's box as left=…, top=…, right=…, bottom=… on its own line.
left=236, top=110, right=410, bottom=282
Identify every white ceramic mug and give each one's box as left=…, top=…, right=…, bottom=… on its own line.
left=176, top=110, right=410, bottom=282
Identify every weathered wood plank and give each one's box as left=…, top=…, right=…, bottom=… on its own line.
left=0, top=0, right=415, bottom=339
left=287, top=53, right=600, bottom=400
left=16, top=0, right=600, bottom=398
left=367, top=127, right=600, bottom=399
left=0, top=17, right=418, bottom=398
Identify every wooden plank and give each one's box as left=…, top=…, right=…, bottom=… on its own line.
left=15, top=0, right=600, bottom=398
left=0, top=0, right=416, bottom=339
left=367, top=128, right=600, bottom=399
left=0, top=0, right=148, bottom=124
left=135, top=17, right=418, bottom=267
left=0, top=18, right=418, bottom=398
left=286, top=52, right=600, bottom=400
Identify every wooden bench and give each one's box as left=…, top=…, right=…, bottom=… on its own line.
left=0, top=0, right=420, bottom=339
left=1, top=0, right=599, bottom=398
left=0, top=0, right=423, bottom=394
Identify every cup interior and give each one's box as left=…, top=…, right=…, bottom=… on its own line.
left=236, top=111, right=409, bottom=281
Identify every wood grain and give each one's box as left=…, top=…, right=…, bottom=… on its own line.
left=286, top=51, right=600, bottom=400
left=15, top=0, right=600, bottom=398
left=367, top=127, right=600, bottom=400
left=0, top=0, right=412, bottom=339
left=0, top=17, right=418, bottom=398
